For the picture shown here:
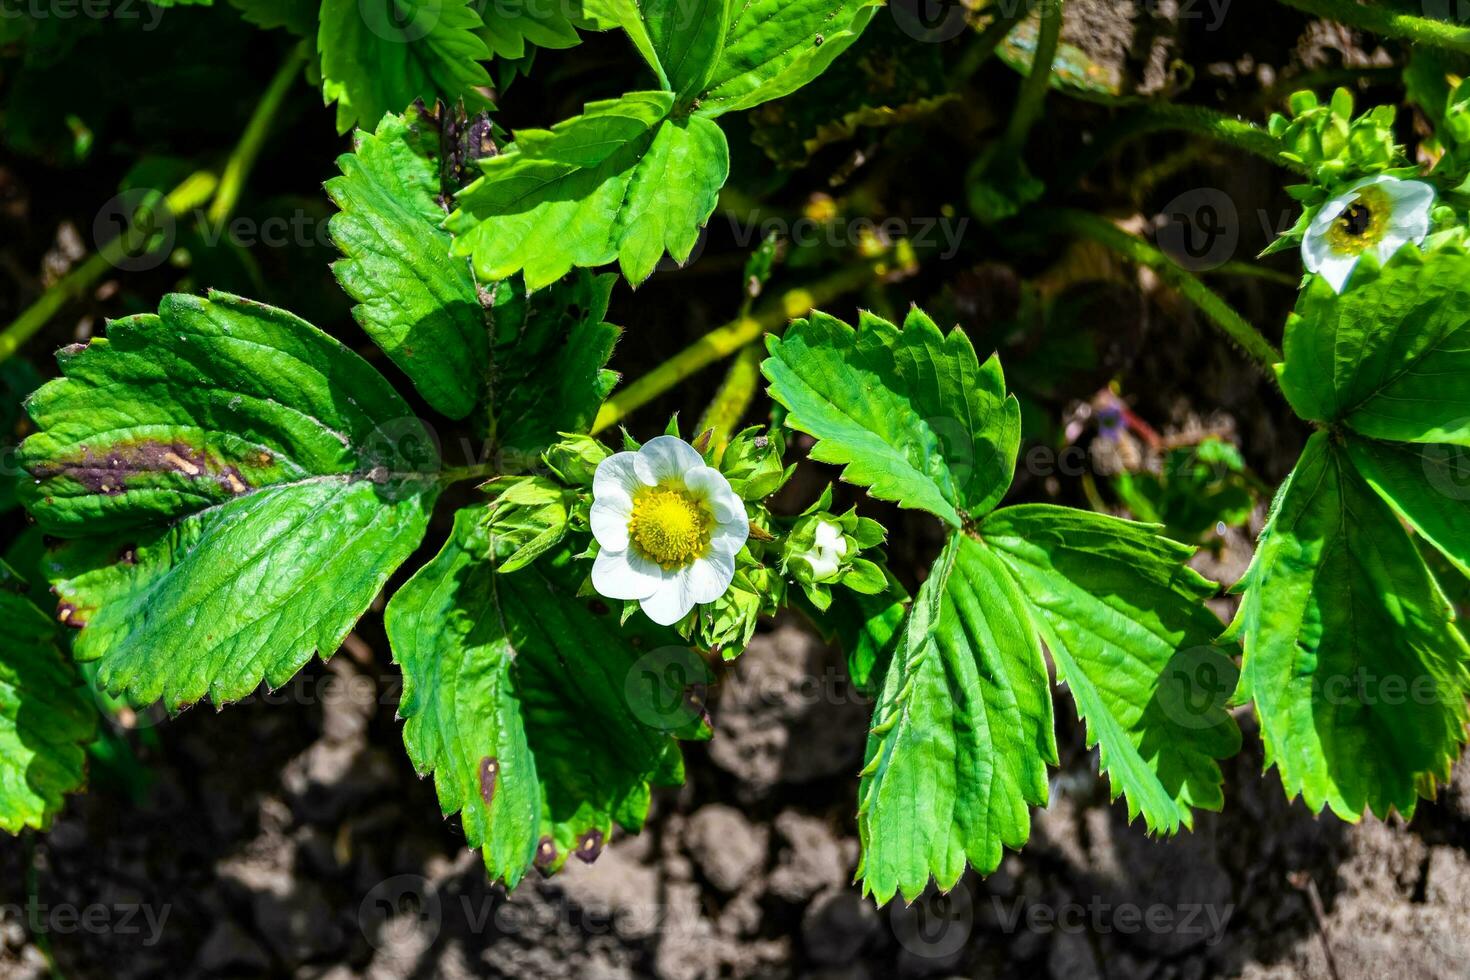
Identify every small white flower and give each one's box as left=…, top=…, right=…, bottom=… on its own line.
left=807, top=520, right=849, bottom=580
left=1302, top=174, right=1435, bottom=293
left=589, top=436, right=750, bottom=626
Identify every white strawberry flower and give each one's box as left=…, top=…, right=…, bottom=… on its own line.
left=590, top=436, right=750, bottom=626
left=807, top=520, right=849, bottom=580
left=1302, top=174, right=1435, bottom=293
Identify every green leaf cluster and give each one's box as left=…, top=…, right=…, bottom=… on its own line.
left=1231, top=244, right=1470, bottom=820
left=764, top=308, right=1241, bottom=905
left=446, top=0, right=880, bottom=288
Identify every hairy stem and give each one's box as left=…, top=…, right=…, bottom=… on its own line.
left=1059, top=103, right=1306, bottom=188
left=207, top=43, right=308, bottom=229
left=1275, top=0, right=1470, bottom=53
left=592, top=261, right=880, bottom=435
left=1001, top=0, right=1065, bottom=154
left=0, top=172, right=219, bottom=364
left=1036, top=208, right=1283, bottom=371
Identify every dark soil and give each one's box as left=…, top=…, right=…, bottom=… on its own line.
left=3, top=618, right=1470, bottom=979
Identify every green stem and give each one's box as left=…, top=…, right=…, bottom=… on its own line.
left=0, top=171, right=219, bottom=364
left=1001, top=0, right=1065, bottom=154
left=592, top=260, right=880, bottom=435
left=1036, top=208, right=1283, bottom=371
left=206, top=43, right=307, bottom=229
left=1275, top=0, right=1470, bottom=53
left=695, top=342, right=764, bottom=453
left=1058, top=103, right=1306, bottom=188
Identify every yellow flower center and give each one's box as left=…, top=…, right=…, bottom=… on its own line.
left=1325, top=186, right=1391, bottom=256
left=628, top=486, right=712, bottom=569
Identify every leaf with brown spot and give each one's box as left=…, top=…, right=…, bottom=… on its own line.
left=18, top=291, right=440, bottom=712
left=385, top=506, right=705, bottom=889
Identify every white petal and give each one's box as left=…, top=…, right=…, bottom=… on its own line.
left=1373, top=230, right=1414, bottom=267
left=592, top=549, right=664, bottom=601
left=687, top=551, right=736, bottom=604
left=708, top=516, right=749, bottom=558
left=594, top=452, right=645, bottom=504
left=684, top=466, right=745, bottom=522
left=1385, top=188, right=1434, bottom=246
left=590, top=498, right=632, bottom=551
left=1305, top=189, right=1356, bottom=252
left=808, top=550, right=842, bottom=580
left=635, top=435, right=704, bottom=485
left=814, top=520, right=846, bottom=554
left=639, top=577, right=698, bottom=626
left=1315, top=252, right=1360, bottom=293
left=1380, top=177, right=1436, bottom=217
left=1300, top=223, right=1337, bottom=274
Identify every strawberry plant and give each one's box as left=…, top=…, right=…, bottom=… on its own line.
left=2, top=0, right=1470, bottom=935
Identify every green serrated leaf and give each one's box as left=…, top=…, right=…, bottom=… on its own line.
left=446, top=91, right=728, bottom=288
left=19, top=292, right=440, bottom=711
left=857, top=534, right=1055, bottom=905
left=696, top=0, right=879, bottom=118
left=0, top=562, right=95, bottom=834
left=632, top=0, right=728, bottom=99
left=327, top=105, right=489, bottom=420
left=1280, top=247, right=1470, bottom=446
left=318, top=0, right=492, bottom=134
left=475, top=0, right=582, bottom=59
left=1232, top=433, right=1470, bottom=820
left=982, top=505, right=1242, bottom=833
left=385, top=506, right=702, bottom=888
left=762, top=308, right=1020, bottom=528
